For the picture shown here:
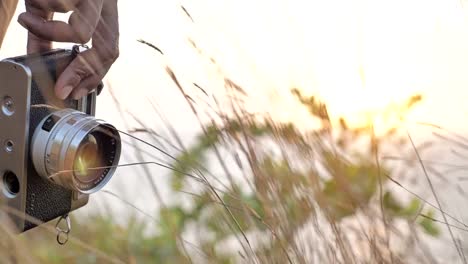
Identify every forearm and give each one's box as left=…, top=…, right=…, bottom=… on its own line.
left=0, top=0, right=19, bottom=48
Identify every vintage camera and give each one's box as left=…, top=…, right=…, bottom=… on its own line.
left=0, top=46, right=121, bottom=232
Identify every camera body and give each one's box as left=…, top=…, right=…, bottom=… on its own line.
left=0, top=47, right=110, bottom=232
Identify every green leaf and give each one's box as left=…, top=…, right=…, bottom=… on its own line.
left=419, top=210, right=440, bottom=237
left=400, top=198, right=421, bottom=217
left=383, top=193, right=421, bottom=218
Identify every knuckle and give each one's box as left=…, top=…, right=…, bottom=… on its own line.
left=74, top=30, right=92, bottom=44
left=67, top=75, right=82, bottom=87
left=111, top=47, right=120, bottom=61
left=69, top=21, right=93, bottom=44
left=75, top=35, right=92, bottom=44
left=74, top=56, right=94, bottom=77
left=75, top=54, right=99, bottom=76
left=99, top=46, right=120, bottom=62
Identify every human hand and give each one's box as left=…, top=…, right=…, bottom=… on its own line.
left=18, top=0, right=119, bottom=99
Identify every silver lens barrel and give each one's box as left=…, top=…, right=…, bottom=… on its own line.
left=31, top=109, right=121, bottom=194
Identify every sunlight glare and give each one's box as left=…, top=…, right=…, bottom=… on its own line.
left=229, top=0, right=468, bottom=132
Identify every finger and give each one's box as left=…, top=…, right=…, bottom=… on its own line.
left=69, top=0, right=119, bottom=99
left=55, top=48, right=104, bottom=99
left=70, top=86, right=89, bottom=100
left=70, top=74, right=103, bottom=99
left=26, top=31, right=53, bottom=54
left=57, top=0, right=119, bottom=99
left=19, top=0, right=103, bottom=44
left=68, top=0, right=104, bottom=43
left=25, top=0, right=80, bottom=13
left=22, top=5, right=53, bottom=54
left=92, top=0, right=119, bottom=62
left=19, top=13, right=75, bottom=42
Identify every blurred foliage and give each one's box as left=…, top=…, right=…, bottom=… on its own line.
left=159, top=89, right=438, bottom=262
left=0, top=88, right=441, bottom=263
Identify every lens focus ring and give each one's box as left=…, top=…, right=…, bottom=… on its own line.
left=31, top=109, right=121, bottom=194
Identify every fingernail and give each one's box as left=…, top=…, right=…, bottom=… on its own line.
left=58, top=85, right=74, bottom=99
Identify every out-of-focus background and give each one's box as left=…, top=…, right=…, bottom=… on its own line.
left=4, top=0, right=468, bottom=131
left=3, top=0, right=468, bottom=263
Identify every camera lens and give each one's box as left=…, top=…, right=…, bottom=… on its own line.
left=72, top=128, right=118, bottom=192
left=74, top=133, right=100, bottom=182
left=31, top=109, right=121, bottom=193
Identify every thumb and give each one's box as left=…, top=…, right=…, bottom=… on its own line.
left=55, top=49, right=101, bottom=99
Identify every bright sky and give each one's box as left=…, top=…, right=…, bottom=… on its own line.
left=3, top=0, right=468, bottom=133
